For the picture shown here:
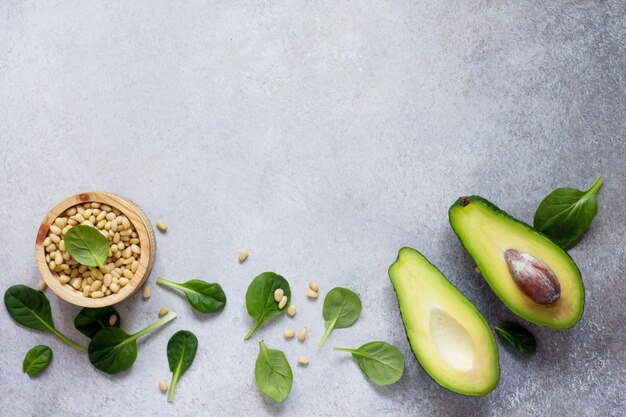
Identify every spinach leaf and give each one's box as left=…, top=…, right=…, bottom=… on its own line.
left=254, top=340, right=292, bottom=402
left=64, top=225, right=109, bottom=268
left=495, top=322, right=536, bottom=357
left=533, top=176, right=603, bottom=250
left=22, top=345, right=53, bottom=377
left=74, top=307, right=121, bottom=338
left=88, top=311, right=177, bottom=374
left=156, top=277, right=226, bottom=314
left=334, top=341, right=404, bottom=386
left=318, top=287, right=362, bottom=347
left=244, top=272, right=291, bottom=340
left=4, top=285, right=86, bottom=352
left=166, top=330, right=198, bottom=402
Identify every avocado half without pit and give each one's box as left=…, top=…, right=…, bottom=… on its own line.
left=449, top=196, right=585, bottom=329
left=388, top=248, right=499, bottom=396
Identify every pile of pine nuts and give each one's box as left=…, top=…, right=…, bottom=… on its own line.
left=43, top=202, right=141, bottom=298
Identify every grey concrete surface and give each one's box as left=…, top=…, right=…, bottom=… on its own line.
left=1, top=1, right=624, bottom=416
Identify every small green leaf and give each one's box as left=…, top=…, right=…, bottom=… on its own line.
left=156, top=278, right=226, bottom=314
left=4, top=285, right=86, bottom=352
left=23, top=345, right=53, bottom=377
left=88, top=311, right=177, bottom=374
left=335, top=341, right=404, bottom=386
left=244, top=272, right=291, bottom=340
left=167, top=330, right=198, bottom=402
left=64, top=225, right=110, bottom=268
left=254, top=340, right=292, bottom=402
left=74, top=307, right=121, bottom=338
left=495, top=322, right=536, bottom=357
left=318, top=287, right=362, bottom=347
left=533, top=176, right=603, bottom=250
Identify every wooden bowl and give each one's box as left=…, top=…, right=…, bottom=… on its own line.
left=35, top=192, right=156, bottom=307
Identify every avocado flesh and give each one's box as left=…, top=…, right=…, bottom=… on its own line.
left=389, top=247, right=499, bottom=396
left=449, top=196, right=584, bottom=329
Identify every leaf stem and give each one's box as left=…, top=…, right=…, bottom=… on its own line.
left=586, top=176, right=603, bottom=195
left=167, top=369, right=180, bottom=402
left=156, top=277, right=182, bottom=291
left=244, top=320, right=262, bottom=340
left=318, top=323, right=335, bottom=347
left=333, top=347, right=356, bottom=353
left=50, top=328, right=87, bottom=353
left=131, top=311, right=177, bottom=341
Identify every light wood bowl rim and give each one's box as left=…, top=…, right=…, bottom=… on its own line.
left=35, top=192, right=155, bottom=308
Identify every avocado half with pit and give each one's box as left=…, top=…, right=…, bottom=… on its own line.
left=388, top=247, right=499, bottom=396
left=449, top=196, right=584, bottom=329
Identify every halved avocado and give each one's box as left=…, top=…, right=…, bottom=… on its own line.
left=388, top=247, right=499, bottom=396
left=449, top=196, right=584, bottom=329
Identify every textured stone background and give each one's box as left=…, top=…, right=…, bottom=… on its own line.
left=0, top=1, right=624, bottom=416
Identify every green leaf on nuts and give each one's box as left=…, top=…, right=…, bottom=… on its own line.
left=64, top=225, right=109, bottom=268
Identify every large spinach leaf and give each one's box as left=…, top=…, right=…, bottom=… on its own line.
left=533, top=176, right=603, bottom=249
left=244, top=272, right=290, bottom=340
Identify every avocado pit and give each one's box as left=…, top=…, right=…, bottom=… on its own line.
left=504, top=249, right=561, bottom=305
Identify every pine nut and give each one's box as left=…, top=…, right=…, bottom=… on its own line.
left=91, top=268, right=103, bottom=280
left=298, top=327, right=307, bottom=341
left=131, top=261, right=139, bottom=273
left=36, top=280, right=47, bottom=291
left=297, top=355, right=310, bottom=365
left=50, top=234, right=61, bottom=244
left=43, top=236, right=52, bottom=246
left=159, top=380, right=168, bottom=392
left=284, top=329, right=295, bottom=339
left=121, top=217, right=131, bottom=230
left=103, top=275, right=112, bottom=287
left=106, top=212, right=116, bottom=221
left=48, top=261, right=57, bottom=270
left=59, top=274, right=71, bottom=284
left=238, top=249, right=249, bottom=263
left=70, top=277, right=82, bottom=290
left=156, top=220, right=168, bottom=232
left=74, top=213, right=85, bottom=223
left=83, top=285, right=90, bottom=297
left=159, top=306, right=169, bottom=317
left=90, top=280, right=102, bottom=291
left=142, top=285, right=152, bottom=299
left=287, top=304, right=296, bottom=317
left=123, top=269, right=134, bottom=279
left=67, top=218, right=77, bottom=226
left=54, top=251, right=63, bottom=265
left=309, top=281, right=319, bottom=292
left=101, top=204, right=111, bottom=212
left=306, top=289, right=318, bottom=299
left=45, top=244, right=56, bottom=252
left=130, top=244, right=141, bottom=255
left=65, top=207, right=77, bottom=216
left=110, top=283, right=120, bottom=293
left=50, top=225, right=62, bottom=235
left=278, top=295, right=288, bottom=309
left=274, top=288, right=284, bottom=302
left=91, top=291, right=104, bottom=299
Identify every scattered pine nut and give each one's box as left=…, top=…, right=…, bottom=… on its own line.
left=298, top=327, right=307, bottom=341
left=238, top=249, right=249, bottom=263
left=109, top=314, right=117, bottom=326
left=159, top=380, right=168, bottom=392
left=309, top=281, right=319, bottom=292
left=159, top=305, right=169, bottom=317
left=156, top=220, right=168, bottom=233
left=284, top=329, right=295, bottom=339
left=142, top=284, right=152, bottom=299
left=278, top=295, right=288, bottom=309
left=306, top=289, right=318, bottom=299
left=298, top=355, right=310, bottom=365
left=274, top=288, right=284, bottom=302
left=287, top=304, right=297, bottom=317
left=36, top=280, right=47, bottom=291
